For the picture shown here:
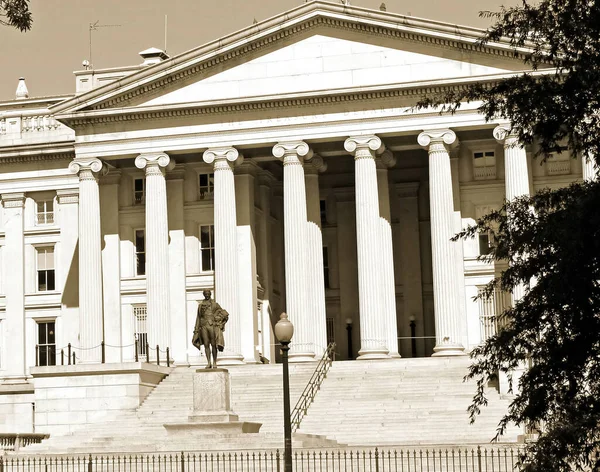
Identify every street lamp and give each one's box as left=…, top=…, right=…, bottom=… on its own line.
left=345, top=317, right=353, bottom=360
left=275, top=312, right=294, bottom=472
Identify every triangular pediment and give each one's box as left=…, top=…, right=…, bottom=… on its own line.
left=138, top=35, right=510, bottom=107
left=52, top=0, right=532, bottom=119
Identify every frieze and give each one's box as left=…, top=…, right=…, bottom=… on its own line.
left=65, top=81, right=493, bottom=130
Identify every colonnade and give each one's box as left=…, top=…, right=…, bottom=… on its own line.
left=66, top=127, right=569, bottom=364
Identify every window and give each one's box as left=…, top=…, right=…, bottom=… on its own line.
left=320, top=200, right=327, bottom=225
left=134, top=178, right=145, bottom=205
left=473, top=150, right=496, bottom=180
left=135, top=230, right=146, bottom=276
left=37, top=247, right=55, bottom=291
left=478, top=233, right=493, bottom=256
left=133, top=305, right=148, bottom=361
left=200, top=225, right=215, bottom=271
left=323, top=246, right=330, bottom=289
left=199, top=173, right=215, bottom=200
left=36, top=199, right=54, bottom=225
left=326, top=317, right=335, bottom=345
left=37, top=321, right=56, bottom=366
left=547, top=148, right=571, bottom=175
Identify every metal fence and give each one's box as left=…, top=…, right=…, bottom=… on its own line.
left=1, top=447, right=524, bottom=472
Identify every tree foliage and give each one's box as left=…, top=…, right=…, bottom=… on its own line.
left=418, top=0, right=600, bottom=166
left=0, top=0, right=32, bottom=31
left=460, top=182, right=600, bottom=471
left=420, top=1, right=600, bottom=470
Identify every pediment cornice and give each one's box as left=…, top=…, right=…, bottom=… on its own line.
left=52, top=1, right=533, bottom=120
left=58, top=73, right=506, bottom=129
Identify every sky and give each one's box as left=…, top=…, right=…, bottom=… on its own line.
left=0, top=0, right=520, bottom=101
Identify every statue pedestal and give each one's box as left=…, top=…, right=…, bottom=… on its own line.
left=163, top=369, right=261, bottom=435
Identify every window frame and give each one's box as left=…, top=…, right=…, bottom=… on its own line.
left=133, top=304, right=148, bottom=361
left=199, top=224, right=215, bottom=272
left=133, top=178, right=145, bottom=205
left=323, top=246, right=330, bottom=289
left=36, top=245, right=56, bottom=292
left=35, top=199, right=55, bottom=226
left=198, top=173, right=215, bottom=201
left=37, top=320, right=57, bottom=367
left=472, top=149, right=497, bottom=180
left=134, top=228, right=146, bottom=277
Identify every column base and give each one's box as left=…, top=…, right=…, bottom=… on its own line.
left=388, top=352, right=402, bottom=359
left=432, top=343, right=466, bottom=357
left=288, top=352, right=317, bottom=363
left=356, top=349, right=391, bottom=360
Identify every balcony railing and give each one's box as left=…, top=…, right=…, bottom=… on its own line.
left=478, top=287, right=510, bottom=343
left=36, top=212, right=54, bottom=225
left=473, top=165, right=497, bottom=180
left=547, top=159, right=571, bottom=175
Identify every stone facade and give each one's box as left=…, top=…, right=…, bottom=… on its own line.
left=0, top=1, right=589, bottom=433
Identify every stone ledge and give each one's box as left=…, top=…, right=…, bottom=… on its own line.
left=30, top=362, right=172, bottom=378
left=0, top=383, right=34, bottom=395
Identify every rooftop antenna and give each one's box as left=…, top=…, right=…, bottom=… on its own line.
left=164, top=15, right=168, bottom=54
left=88, top=20, right=121, bottom=70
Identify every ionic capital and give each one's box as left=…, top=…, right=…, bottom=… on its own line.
left=1, top=192, right=26, bottom=209
left=68, top=157, right=108, bottom=181
left=203, top=147, right=244, bottom=170
left=417, top=130, right=457, bottom=153
left=273, top=141, right=313, bottom=166
left=344, top=135, right=384, bottom=159
left=493, top=124, right=520, bottom=146
left=135, top=153, right=174, bottom=175
left=305, top=154, right=327, bottom=174
left=377, top=149, right=396, bottom=169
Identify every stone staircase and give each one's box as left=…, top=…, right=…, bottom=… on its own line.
left=22, top=357, right=522, bottom=454
left=23, top=363, right=338, bottom=454
left=297, top=357, right=522, bottom=446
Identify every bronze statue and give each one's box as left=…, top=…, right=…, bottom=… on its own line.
left=192, top=290, right=229, bottom=368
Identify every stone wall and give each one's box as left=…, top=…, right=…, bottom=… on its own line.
left=30, top=362, right=170, bottom=436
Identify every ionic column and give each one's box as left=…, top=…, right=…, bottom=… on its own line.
left=417, top=130, right=466, bottom=356
left=203, top=147, right=244, bottom=364
left=377, top=150, right=400, bottom=358
left=305, top=156, right=328, bottom=358
left=2, top=193, right=26, bottom=380
left=68, top=158, right=107, bottom=363
left=344, top=135, right=390, bottom=359
left=582, top=154, right=597, bottom=181
left=134, top=153, right=173, bottom=358
left=494, top=125, right=530, bottom=303
left=273, top=141, right=315, bottom=362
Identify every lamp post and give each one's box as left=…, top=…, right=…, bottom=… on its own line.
left=275, top=312, right=294, bottom=472
left=409, top=315, right=417, bottom=358
left=345, top=317, right=353, bottom=360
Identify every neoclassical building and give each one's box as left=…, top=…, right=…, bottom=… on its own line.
left=0, top=0, right=593, bottom=433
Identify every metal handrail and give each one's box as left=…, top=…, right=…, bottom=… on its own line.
left=290, top=342, right=335, bottom=432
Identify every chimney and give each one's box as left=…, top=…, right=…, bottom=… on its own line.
left=15, top=77, right=29, bottom=100
left=139, top=47, right=169, bottom=66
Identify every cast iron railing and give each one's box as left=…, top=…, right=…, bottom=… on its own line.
left=0, top=447, right=537, bottom=472
left=290, top=342, right=335, bottom=432
left=34, top=342, right=172, bottom=367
